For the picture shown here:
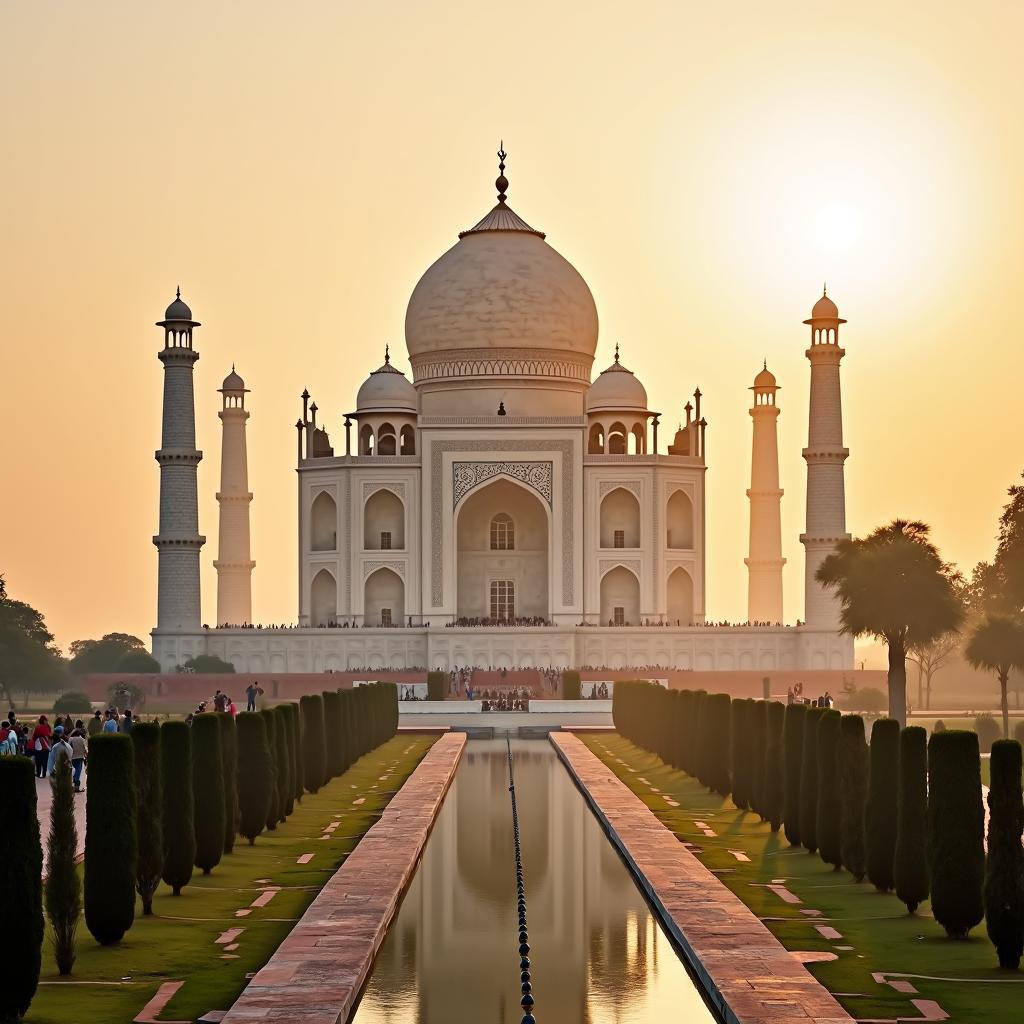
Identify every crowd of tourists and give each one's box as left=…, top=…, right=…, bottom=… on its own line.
left=480, top=688, right=532, bottom=712
left=787, top=683, right=835, bottom=708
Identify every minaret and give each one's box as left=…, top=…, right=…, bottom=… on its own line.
left=154, top=289, right=205, bottom=632
left=800, top=287, right=850, bottom=627
left=745, top=363, right=785, bottom=623
left=214, top=367, right=255, bottom=625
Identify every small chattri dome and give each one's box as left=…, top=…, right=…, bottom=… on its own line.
left=586, top=347, right=648, bottom=413
left=753, top=363, right=777, bottom=388
left=356, top=348, right=416, bottom=413
left=804, top=286, right=845, bottom=324
left=220, top=366, right=246, bottom=392
left=164, top=287, right=193, bottom=322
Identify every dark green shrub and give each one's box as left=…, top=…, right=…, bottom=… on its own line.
left=562, top=670, right=581, bottom=700
left=865, top=718, right=900, bottom=892
left=259, top=709, right=280, bottom=830
left=53, top=689, right=93, bottom=714
left=730, top=698, right=749, bottom=810
left=181, top=654, right=235, bottom=673
left=160, top=721, right=195, bottom=896
left=928, top=730, right=985, bottom=937
left=975, top=713, right=1001, bottom=754
left=1014, top=720, right=1024, bottom=746
left=191, top=715, right=225, bottom=872
left=131, top=722, right=162, bottom=914
left=117, top=649, right=161, bottom=673
left=704, top=693, right=732, bottom=796
left=763, top=702, right=785, bottom=832
left=236, top=712, right=274, bottom=845
left=816, top=710, right=843, bottom=869
left=933, top=719, right=946, bottom=733
left=782, top=703, right=807, bottom=846
left=750, top=700, right=767, bottom=818
left=84, top=734, right=137, bottom=945
left=894, top=726, right=929, bottom=913
left=274, top=705, right=294, bottom=820
left=0, top=757, right=43, bottom=1017
left=839, top=714, right=868, bottom=881
left=800, top=706, right=825, bottom=853
left=46, top=756, right=80, bottom=975
left=841, top=685, right=887, bottom=713
left=323, top=690, right=344, bottom=779
left=300, top=694, right=327, bottom=794
left=985, top=739, right=1024, bottom=967
left=427, top=671, right=446, bottom=701
left=217, top=713, right=238, bottom=854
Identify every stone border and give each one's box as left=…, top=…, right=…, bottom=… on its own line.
left=221, top=732, right=467, bottom=1023
left=550, top=733, right=853, bottom=1024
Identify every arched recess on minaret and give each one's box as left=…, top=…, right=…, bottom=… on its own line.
left=666, top=490, right=694, bottom=549
left=599, top=487, right=640, bottom=548
left=364, top=489, right=405, bottom=550
left=666, top=566, right=694, bottom=626
left=310, top=568, right=337, bottom=626
left=311, top=492, right=338, bottom=552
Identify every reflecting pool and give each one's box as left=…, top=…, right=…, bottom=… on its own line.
left=351, top=739, right=718, bottom=1023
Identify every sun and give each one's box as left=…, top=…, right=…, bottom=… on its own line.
left=813, top=202, right=864, bottom=251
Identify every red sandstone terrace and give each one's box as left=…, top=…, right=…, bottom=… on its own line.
left=220, top=732, right=466, bottom=1024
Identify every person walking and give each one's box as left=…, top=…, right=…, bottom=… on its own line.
left=29, top=715, right=53, bottom=778
left=121, top=709, right=134, bottom=734
left=69, top=728, right=88, bottom=791
left=47, top=727, right=72, bottom=776
left=0, top=719, right=17, bottom=755
left=102, top=709, right=118, bottom=733
left=87, top=709, right=103, bottom=736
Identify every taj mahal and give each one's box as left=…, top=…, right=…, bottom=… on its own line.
left=150, top=150, right=854, bottom=675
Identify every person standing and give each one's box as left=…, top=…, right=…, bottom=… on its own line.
left=102, top=710, right=118, bottom=733
left=245, top=682, right=260, bottom=712
left=227, top=696, right=237, bottom=717
left=69, top=728, right=88, bottom=791
left=29, top=715, right=52, bottom=778
left=47, top=727, right=72, bottom=776
left=87, top=709, right=103, bottom=736
left=121, top=709, right=134, bottom=734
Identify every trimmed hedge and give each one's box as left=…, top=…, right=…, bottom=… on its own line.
left=286, top=701, right=303, bottom=806
left=218, top=712, right=238, bottom=854
left=839, top=714, right=868, bottom=881
left=427, top=670, right=446, bottom=701
left=693, top=690, right=709, bottom=785
left=274, top=704, right=294, bottom=821
left=894, top=725, right=929, bottom=914
left=160, top=721, right=195, bottom=896
left=750, top=700, right=768, bottom=819
left=816, top=710, right=843, bottom=869
left=191, top=714, right=225, bottom=873
left=730, top=698, right=750, bottom=810
left=782, top=703, right=807, bottom=846
left=704, top=693, right=732, bottom=796
left=84, top=733, right=138, bottom=945
left=46, top=756, right=81, bottom=974
left=562, top=670, right=582, bottom=700
left=323, top=690, right=345, bottom=779
left=763, top=701, right=785, bottom=832
left=259, top=709, right=280, bottom=830
left=0, top=756, right=43, bottom=1017
left=131, top=721, right=163, bottom=914
left=928, top=729, right=985, bottom=937
left=300, top=694, right=327, bottom=794
left=865, top=718, right=900, bottom=892
left=985, top=739, right=1024, bottom=967
left=236, top=712, right=274, bottom=845
left=800, top=706, right=825, bottom=854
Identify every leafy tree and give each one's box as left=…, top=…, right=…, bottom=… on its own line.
left=218, top=713, right=238, bottom=854
left=0, top=575, right=66, bottom=707
left=259, top=709, right=280, bottom=830
left=782, top=703, right=806, bottom=846
left=839, top=714, right=868, bottom=881
left=84, top=734, right=138, bottom=945
left=191, top=715, right=225, bottom=872
left=908, top=629, right=962, bottom=710
left=985, top=739, right=1024, bottom=968
left=160, top=721, right=195, bottom=896
left=964, top=614, right=1024, bottom=739
left=274, top=704, right=294, bottom=821
left=840, top=686, right=888, bottom=713
left=816, top=710, right=843, bottom=869
left=0, top=756, right=43, bottom=1018
left=116, top=649, right=161, bottom=673
left=46, top=756, right=80, bottom=975
left=800, top=706, right=825, bottom=854
left=763, top=702, right=785, bottom=832
left=69, top=632, right=145, bottom=674
left=864, top=718, right=900, bottom=892
left=236, top=712, right=274, bottom=845
left=981, top=473, right=1024, bottom=614
left=894, top=725, right=929, bottom=913
left=131, top=722, right=163, bottom=915
left=928, top=730, right=985, bottom=938
left=300, top=694, right=327, bottom=794
left=181, top=654, right=236, bottom=674
left=817, top=520, right=964, bottom=726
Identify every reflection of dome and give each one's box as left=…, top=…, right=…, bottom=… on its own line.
left=221, top=367, right=246, bottom=392
left=356, top=350, right=416, bottom=412
left=586, top=350, right=647, bottom=412
left=753, top=363, right=777, bottom=388
left=163, top=288, right=194, bottom=322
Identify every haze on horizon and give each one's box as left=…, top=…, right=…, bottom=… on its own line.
left=2, top=0, right=1022, bottom=656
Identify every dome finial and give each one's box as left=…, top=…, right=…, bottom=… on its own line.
left=614, top=342, right=620, bottom=363
left=384, top=344, right=390, bottom=365
left=495, top=141, right=509, bottom=204
left=763, top=358, right=767, bottom=370
left=176, top=285, right=181, bottom=300
left=823, top=281, right=827, bottom=297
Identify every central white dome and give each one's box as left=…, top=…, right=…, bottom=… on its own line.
left=404, top=201, right=598, bottom=385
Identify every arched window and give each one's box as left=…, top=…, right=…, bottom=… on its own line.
left=377, top=422, right=396, bottom=456
left=359, top=423, right=374, bottom=456
left=400, top=424, right=415, bottom=455
left=490, top=513, right=515, bottom=550
left=608, top=422, right=627, bottom=455
left=666, top=490, right=694, bottom=549
left=311, top=492, right=337, bottom=552
left=588, top=423, right=605, bottom=454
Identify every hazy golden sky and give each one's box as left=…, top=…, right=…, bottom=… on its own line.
left=3, top=1, right=1023, bottom=652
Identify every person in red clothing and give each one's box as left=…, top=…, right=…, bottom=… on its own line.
left=29, top=715, right=52, bottom=778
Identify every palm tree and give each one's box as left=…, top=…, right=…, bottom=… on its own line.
left=964, top=614, right=1024, bottom=739
left=817, top=520, right=964, bottom=727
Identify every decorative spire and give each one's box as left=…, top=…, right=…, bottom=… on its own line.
left=495, top=141, right=508, bottom=204
left=823, top=282, right=827, bottom=297
left=384, top=344, right=390, bottom=365
left=763, top=358, right=767, bottom=371
left=614, top=343, right=620, bottom=364
left=176, top=285, right=181, bottom=300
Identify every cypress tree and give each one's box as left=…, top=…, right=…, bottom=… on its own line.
left=800, top=706, right=825, bottom=854
left=562, top=670, right=582, bottom=700
left=782, top=703, right=807, bottom=846
left=84, top=733, right=137, bottom=945
left=274, top=704, right=294, bottom=820
left=692, top=690, right=708, bottom=785
left=236, top=711, right=274, bottom=845
left=894, top=725, right=930, bottom=914
left=985, top=739, right=1024, bottom=968
left=0, top=756, right=43, bottom=1018
left=730, top=698, right=749, bottom=809
left=160, top=721, right=195, bottom=896
left=323, top=690, right=344, bottom=779
left=300, top=694, right=327, bottom=794
left=750, top=700, right=767, bottom=818
left=288, top=702, right=304, bottom=804
left=763, top=701, right=785, bottom=832
left=928, top=730, right=985, bottom=938
left=192, top=714, right=225, bottom=873
left=46, top=756, right=81, bottom=975
left=865, top=718, right=900, bottom=892
left=259, top=709, right=280, bottom=830
left=131, top=721, right=163, bottom=915
left=218, top=712, right=238, bottom=854
left=427, top=670, right=446, bottom=701
left=839, top=714, right=868, bottom=881
left=816, top=710, right=843, bottom=869
left=705, top=693, right=732, bottom=796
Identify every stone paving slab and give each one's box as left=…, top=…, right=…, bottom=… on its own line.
left=220, top=732, right=465, bottom=1024
left=551, top=732, right=855, bottom=1024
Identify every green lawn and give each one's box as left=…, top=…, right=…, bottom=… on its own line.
left=582, top=734, right=1022, bottom=1023
left=29, top=734, right=436, bottom=1024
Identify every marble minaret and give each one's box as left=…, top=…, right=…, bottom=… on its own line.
left=745, top=363, right=785, bottom=623
left=154, top=289, right=205, bottom=632
left=800, top=288, right=850, bottom=627
left=214, top=368, right=255, bottom=625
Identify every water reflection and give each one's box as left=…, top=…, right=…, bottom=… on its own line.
left=351, top=739, right=717, bottom=1024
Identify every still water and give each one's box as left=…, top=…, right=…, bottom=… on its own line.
left=350, top=739, right=718, bottom=1024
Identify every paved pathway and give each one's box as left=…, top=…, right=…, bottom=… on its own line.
left=551, top=732, right=853, bottom=1024
left=35, top=775, right=87, bottom=876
